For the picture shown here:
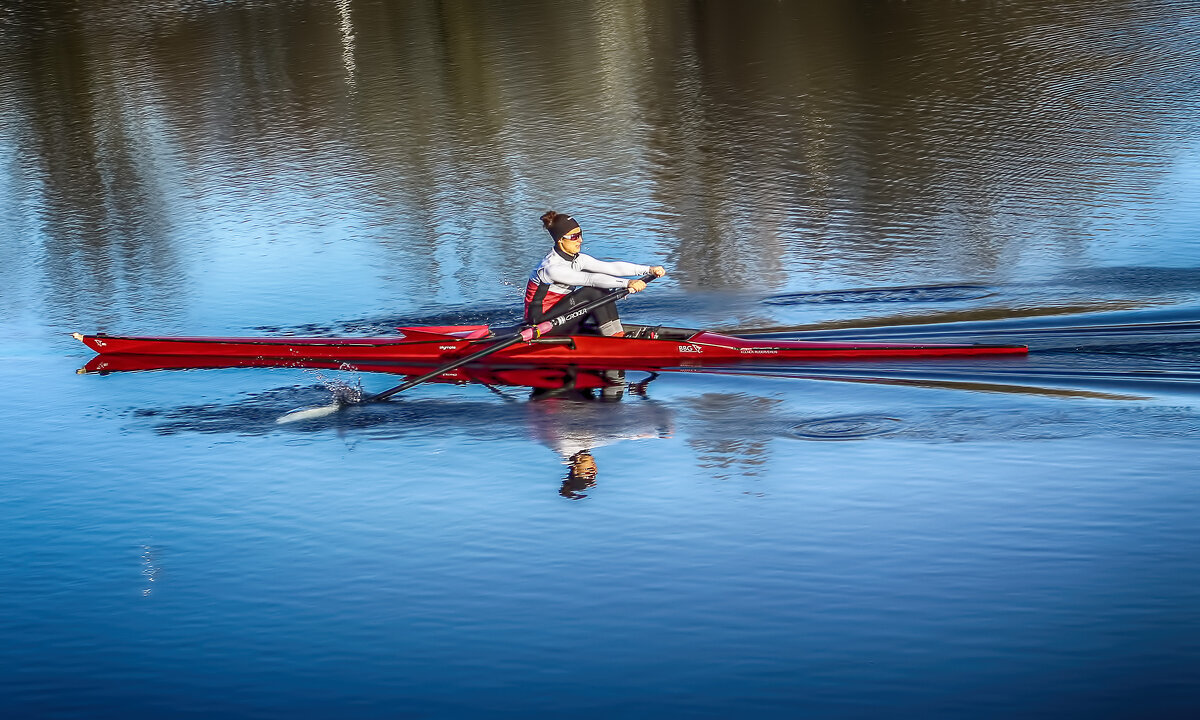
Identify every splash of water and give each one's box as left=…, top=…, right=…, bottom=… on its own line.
left=308, top=365, right=365, bottom=404
left=274, top=367, right=366, bottom=424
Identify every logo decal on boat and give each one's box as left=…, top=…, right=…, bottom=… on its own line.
left=678, top=344, right=702, bottom=353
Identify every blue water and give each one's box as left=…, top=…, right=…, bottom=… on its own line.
left=3, top=1, right=1200, bottom=717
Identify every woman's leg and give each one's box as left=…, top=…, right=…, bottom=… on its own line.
left=542, top=287, right=623, bottom=336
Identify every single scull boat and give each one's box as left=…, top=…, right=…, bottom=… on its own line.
left=74, top=324, right=1027, bottom=366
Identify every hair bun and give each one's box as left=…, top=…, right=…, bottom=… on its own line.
left=541, top=211, right=580, bottom=241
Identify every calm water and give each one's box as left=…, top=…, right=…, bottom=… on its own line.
left=3, top=1, right=1200, bottom=717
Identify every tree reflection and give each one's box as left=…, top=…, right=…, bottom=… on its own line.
left=2, top=1, right=183, bottom=326
left=3, top=0, right=1193, bottom=325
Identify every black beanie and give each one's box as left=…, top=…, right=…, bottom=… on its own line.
left=547, top=214, right=581, bottom=242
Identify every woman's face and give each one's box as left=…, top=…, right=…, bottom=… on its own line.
left=556, top=228, right=582, bottom=255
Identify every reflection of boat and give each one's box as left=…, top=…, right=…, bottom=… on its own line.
left=78, top=350, right=672, bottom=449
left=73, top=323, right=1027, bottom=367
left=78, top=353, right=613, bottom=391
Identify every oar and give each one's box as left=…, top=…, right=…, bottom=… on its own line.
left=276, top=272, right=658, bottom=423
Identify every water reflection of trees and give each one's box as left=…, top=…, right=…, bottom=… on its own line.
left=2, top=4, right=183, bottom=326
left=3, top=0, right=1193, bottom=322
left=682, top=392, right=780, bottom=481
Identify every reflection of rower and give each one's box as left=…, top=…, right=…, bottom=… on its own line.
left=528, top=366, right=625, bottom=402
left=523, top=370, right=673, bottom=498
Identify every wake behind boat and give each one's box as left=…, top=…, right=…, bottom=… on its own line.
left=73, top=323, right=1028, bottom=367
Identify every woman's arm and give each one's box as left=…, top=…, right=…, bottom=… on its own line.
left=575, top=255, right=651, bottom=279
left=543, top=263, right=630, bottom=290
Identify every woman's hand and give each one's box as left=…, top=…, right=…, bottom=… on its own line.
left=629, top=267, right=666, bottom=292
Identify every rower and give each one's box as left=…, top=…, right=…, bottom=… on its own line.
left=524, top=211, right=667, bottom=337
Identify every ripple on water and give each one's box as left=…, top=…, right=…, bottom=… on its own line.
left=788, top=415, right=904, bottom=441
left=784, top=406, right=1200, bottom=444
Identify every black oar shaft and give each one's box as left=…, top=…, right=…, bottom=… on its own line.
left=370, top=334, right=525, bottom=401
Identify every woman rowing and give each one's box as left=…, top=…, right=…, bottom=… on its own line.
left=525, top=211, right=666, bottom=337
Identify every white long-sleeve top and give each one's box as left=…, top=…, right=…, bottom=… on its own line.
left=524, top=248, right=650, bottom=314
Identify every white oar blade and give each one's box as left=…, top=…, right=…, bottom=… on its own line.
left=275, top=403, right=343, bottom=424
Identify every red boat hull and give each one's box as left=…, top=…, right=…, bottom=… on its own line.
left=74, top=325, right=1027, bottom=366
